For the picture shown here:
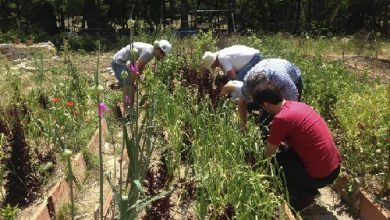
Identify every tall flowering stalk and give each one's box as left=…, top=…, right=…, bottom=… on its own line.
left=90, top=41, right=105, bottom=220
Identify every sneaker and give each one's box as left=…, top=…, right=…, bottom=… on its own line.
left=291, top=195, right=316, bottom=211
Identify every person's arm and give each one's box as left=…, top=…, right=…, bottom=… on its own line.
left=137, top=58, right=147, bottom=74
left=238, top=98, right=247, bottom=132
left=226, top=69, right=237, bottom=80
left=265, top=141, right=279, bottom=157
left=220, top=81, right=235, bottom=96
left=219, top=56, right=237, bottom=80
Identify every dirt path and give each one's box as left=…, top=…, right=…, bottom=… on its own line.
left=74, top=141, right=120, bottom=219
left=299, top=187, right=355, bottom=220
left=325, top=53, right=390, bottom=83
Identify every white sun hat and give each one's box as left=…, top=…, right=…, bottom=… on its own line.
left=156, top=40, right=172, bottom=54
left=202, top=51, right=217, bottom=68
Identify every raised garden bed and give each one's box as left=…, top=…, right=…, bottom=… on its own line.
left=18, top=120, right=108, bottom=219
left=333, top=173, right=390, bottom=220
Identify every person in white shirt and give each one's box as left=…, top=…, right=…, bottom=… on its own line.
left=202, top=45, right=262, bottom=81
left=111, top=40, right=172, bottom=107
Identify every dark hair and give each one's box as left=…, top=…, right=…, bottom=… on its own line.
left=242, top=71, right=267, bottom=97
left=214, top=74, right=229, bottom=86
left=252, top=80, right=283, bottom=105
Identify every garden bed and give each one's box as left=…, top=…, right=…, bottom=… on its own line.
left=17, top=120, right=108, bottom=219
left=333, top=173, right=390, bottom=220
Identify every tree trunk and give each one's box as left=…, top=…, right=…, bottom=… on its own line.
left=296, top=0, right=301, bottom=32
left=227, top=0, right=236, bottom=33
left=180, top=0, right=188, bottom=29
left=162, top=0, right=166, bottom=30
left=384, top=1, right=389, bottom=36
left=60, top=12, right=65, bottom=30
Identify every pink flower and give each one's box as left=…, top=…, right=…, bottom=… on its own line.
left=127, top=63, right=139, bottom=76
left=98, top=103, right=109, bottom=117
left=125, top=96, right=130, bottom=103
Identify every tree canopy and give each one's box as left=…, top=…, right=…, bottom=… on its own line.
left=0, top=0, right=388, bottom=37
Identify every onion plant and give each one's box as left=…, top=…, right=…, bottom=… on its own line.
left=146, top=65, right=289, bottom=218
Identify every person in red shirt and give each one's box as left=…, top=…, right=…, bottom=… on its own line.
left=251, top=79, right=342, bottom=211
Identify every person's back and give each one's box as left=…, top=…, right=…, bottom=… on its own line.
left=254, top=58, right=301, bottom=86
left=269, top=101, right=341, bottom=178
left=244, top=59, right=299, bottom=101
left=112, top=42, right=154, bottom=65
left=218, top=45, right=260, bottom=73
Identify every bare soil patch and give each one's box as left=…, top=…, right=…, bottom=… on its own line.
left=299, top=187, right=355, bottom=220
left=326, top=53, right=390, bottom=83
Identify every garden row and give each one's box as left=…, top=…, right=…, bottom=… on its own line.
left=0, top=42, right=100, bottom=218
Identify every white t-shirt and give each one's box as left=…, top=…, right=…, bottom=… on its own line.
left=217, top=45, right=259, bottom=73
left=112, top=42, right=154, bottom=65
left=226, top=80, right=244, bottom=101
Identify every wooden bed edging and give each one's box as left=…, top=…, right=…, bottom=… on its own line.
left=333, top=173, right=390, bottom=220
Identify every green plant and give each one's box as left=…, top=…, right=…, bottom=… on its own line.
left=0, top=204, right=19, bottom=220
left=57, top=203, right=73, bottom=220
left=62, top=149, right=75, bottom=220
left=82, top=149, right=99, bottom=170
left=335, top=84, right=389, bottom=189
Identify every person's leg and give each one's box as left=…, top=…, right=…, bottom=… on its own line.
left=111, top=61, right=129, bottom=87
left=235, top=53, right=262, bottom=81
left=274, top=148, right=321, bottom=211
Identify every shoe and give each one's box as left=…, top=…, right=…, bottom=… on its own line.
left=291, top=195, right=316, bottom=211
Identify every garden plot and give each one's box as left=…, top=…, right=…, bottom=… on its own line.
left=0, top=34, right=388, bottom=219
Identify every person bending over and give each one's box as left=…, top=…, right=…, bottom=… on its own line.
left=111, top=40, right=172, bottom=107
left=202, top=45, right=262, bottom=81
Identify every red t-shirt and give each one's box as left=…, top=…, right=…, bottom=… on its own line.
left=268, top=101, right=341, bottom=178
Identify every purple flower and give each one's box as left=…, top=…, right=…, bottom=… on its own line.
left=125, top=96, right=130, bottom=103
left=128, top=63, right=139, bottom=76
left=98, top=103, right=109, bottom=117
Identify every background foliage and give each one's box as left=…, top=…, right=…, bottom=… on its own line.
left=0, top=0, right=388, bottom=45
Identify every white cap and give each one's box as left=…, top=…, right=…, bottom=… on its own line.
left=156, top=40, right=172, bottom=54
left=202, top=51, right=217, bottom=68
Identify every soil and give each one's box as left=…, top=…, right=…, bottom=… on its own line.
left=74, top=142, right=119, bottom=219
left=298, top=187, right=355, bottom=220
left=325, top=53, right=390, bottom=83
